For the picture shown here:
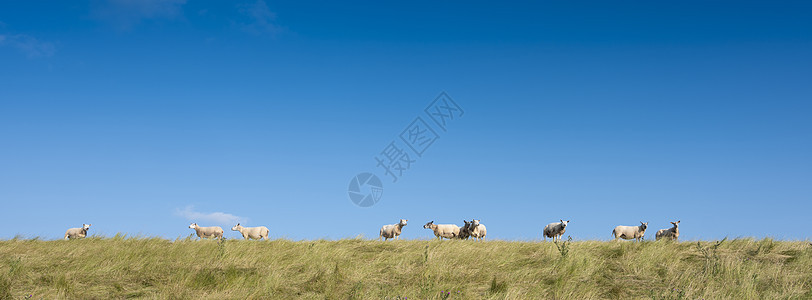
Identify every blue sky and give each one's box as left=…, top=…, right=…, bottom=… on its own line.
left=1, top=1, right=810, bottom=241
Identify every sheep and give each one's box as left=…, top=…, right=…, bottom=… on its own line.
left=655, top=221, right=680, bottom=241
left=543, top=220, right=570, bottom=242
left=612, top=222, right=648, bottom=241
left=469, top=219, right=487, bottom=241
left=231, top=223, right=269, bottom=240
left=423, top=221, right=460, bottom=240
left=457, top=220, right=472, bottom=240
left=188, top=223, right=224, bottom=240
left=64, top=224, right=91, bottom=240
left=379, top=219, right=407, bottom=241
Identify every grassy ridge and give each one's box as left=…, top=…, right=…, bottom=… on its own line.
left=1, top=236, right=810, bottom=299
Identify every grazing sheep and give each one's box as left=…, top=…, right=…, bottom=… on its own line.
left=612, top=222, right=648, bottom=241
left=655, top=221, right=680, bottom=241
left=423, top=221, right=460, bottom=240
left=469, top=219, right=487, bottom=241
left=231, top=223, right=269, bottom=240
left=64, top=224, right=91, bottom=240
left=457, top=220, right=472, bottom=240
left=379, top=219, right=408, bottom=241
left=188, top=223, right=224, bottom=240
left=543, top=220, right=570, bottom=242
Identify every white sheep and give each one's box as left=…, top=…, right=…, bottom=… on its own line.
left=543, top=219, right=570, bottom=242
left=655, top=221, right=680, bottom=241
left=231, top=223, right=269, bottom=240
left=64, top=224, right=91, bottom=240
left=469, top=219, right=487, bottom=241
left=379, top=219, right=408, bottom=241
left=188, top=223, right=224, bottom=240
left=423, top=221, right=460, bottom=240
left=612, top=222, right=648, bottom=241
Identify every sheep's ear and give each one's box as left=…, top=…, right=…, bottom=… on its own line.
left=677, top=220, right=680, bottom=223
left=567, top=220, right=570, bottom=223
left=560, top=219, right=563, bottom=222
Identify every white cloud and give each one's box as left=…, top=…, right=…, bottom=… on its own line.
left=93, top=0, right=187, bottom=30
left=0, top=34, right=56, bottom=58
left=237, top=0, right=282, bottom=35
left=174, top=205, right=245, bottom=225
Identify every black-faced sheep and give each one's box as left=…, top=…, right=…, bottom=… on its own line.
left=612, top=222, right=648, bottom=241
left=423, top=221, right=460, bottom=239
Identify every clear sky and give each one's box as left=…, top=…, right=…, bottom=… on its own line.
left=1, top=1, right=810, bottom=241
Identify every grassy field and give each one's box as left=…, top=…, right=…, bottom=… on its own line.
left=1, top=236, right=810, bottom=299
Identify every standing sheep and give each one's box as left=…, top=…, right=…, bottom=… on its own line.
left=543, top=220, right=570, bottom=242
left=612, top=222, right=648, bottom=241
left=188, top=223, right=224, bottom=240
left=231, top=223, right=269, bottom=240
left=469, top=219, right=487, bottom=241
left=457, top=220, right=472, bottom=240
left=64, top=224, right=91, bottom=240
left=423, top=221, right=460, bottom=240
left=655, top=221, right=680, bottom=241
left=379, top=219, right=408, bottom=241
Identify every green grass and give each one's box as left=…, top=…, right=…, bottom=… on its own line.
left=1, top=236, right=810, bottom=299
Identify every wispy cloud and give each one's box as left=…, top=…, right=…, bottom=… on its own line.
left=237, top=0, right=283, bottom=35
left=174, top=205, right=245, bottom=225
left=92, top=0, right=187, bottom=31
left=0, top=34, right=56, bottom=58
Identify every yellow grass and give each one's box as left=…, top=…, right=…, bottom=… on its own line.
left=1, top=235, right=810, bottom=299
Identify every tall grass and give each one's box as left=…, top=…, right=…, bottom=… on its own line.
left=1, top=236, right=810, bottom=299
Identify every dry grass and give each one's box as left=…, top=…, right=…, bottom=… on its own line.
left=1, top=235, right=810, bottom=299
